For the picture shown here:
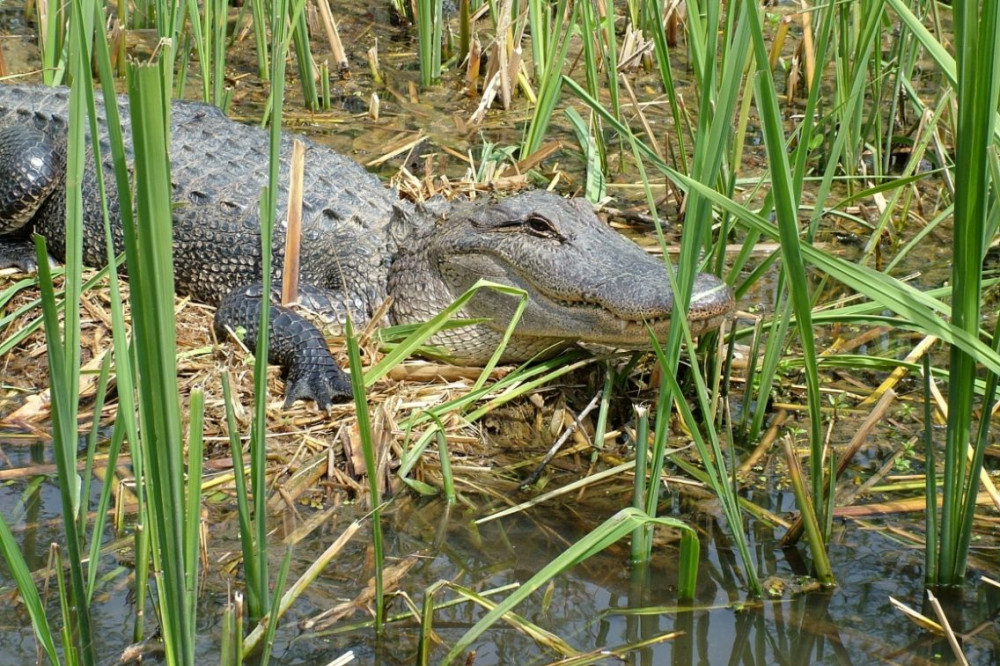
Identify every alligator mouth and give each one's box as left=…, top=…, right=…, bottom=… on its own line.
left=500, top=280, right=734, bottom=344
left=444, top=253, right=734, bottom=344
left=537, top=283, right=734, bottom=324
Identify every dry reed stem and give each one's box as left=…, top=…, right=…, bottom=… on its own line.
left=303, top=554, right=421, bottom=630
left=890, top=595, right=944, bottom=634
left=738, top=408, right=788, bottom=473
left=926, top=590, right=971, bottom=665
left=782, top=389, right=897, bottom=544
left=619, top=72, right=664, bottom=161
left=281, top=139, right=306, bottom=305
left=799, top=0, right=816, bottom=90
left=833, top=492, right=994, bottom=518
left=365, top=131, right=428, bottom=168
left=314, top=0, right=347, bottom=73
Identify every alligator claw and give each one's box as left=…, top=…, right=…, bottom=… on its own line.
left=215, top=286, right=355, bottom=410
left=282, top=358, right=353, bottom=410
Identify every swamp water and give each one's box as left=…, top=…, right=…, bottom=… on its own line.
left=0, top=433, right=998, bottom=664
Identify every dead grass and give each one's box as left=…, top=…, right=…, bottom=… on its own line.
left=0, top=264, right=644, bottom=513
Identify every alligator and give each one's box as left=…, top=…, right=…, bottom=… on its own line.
left=0, top=84, right=735, bottom=408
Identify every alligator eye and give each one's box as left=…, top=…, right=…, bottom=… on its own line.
left=524, top=214, right=559, bottom=238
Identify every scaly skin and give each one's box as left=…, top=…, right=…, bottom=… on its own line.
left=0, top=84, right=735, bottom=407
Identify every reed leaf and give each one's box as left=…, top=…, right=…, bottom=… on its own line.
left=125, top=56, right=196, bottom=664
left=935, top=0, right=999, bottom=585
left=346, top=315, right=386, bottom=629
left=366, top=279, right=527, bottom=390
left=522, top=0, right=575, bottom=157
left=745, top=0, right=827, bottom=534
left=418, top=0, right=444, bottom=86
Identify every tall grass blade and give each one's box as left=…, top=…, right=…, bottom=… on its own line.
left=674, top=170, right=1000, bottom=373
left=630, top=405, right=650, bottom=561
left=258, top=549, right=294, bottom=665
left=250, top=0, right=271, bottom=78
left=345, top=315, right=385, bottom=629
left=245, top=0, right=298, bottom=623
left=365, top=279, right=527, bottom=389
left=125, top=55, right=196, bottom=664
left=23, top=0, right=103, bottom=659
left=923, top=356, right=938, bottom=584
left=84, top=1, right=157, bottom=642
left=564, top=106, right=606, bottom=202
left=936, top=0, right=999, bottom=585
left=291, top=10, right=318, bottom=108
left=418, top=0, right=444, bottom=86
left=745, top=0, right=826, bottom=535
left=35, top=236, right=95, bottom=664
left=184, top=390, right=205, bottom=628
left=647, top=321, right=764, bottom=592
left=38, top=0, right=67, bottom=85
left=779, top=436, right=833, bottom=584
left=647, top=0, right=688, bottom=174
left=522, top=0, right=574, bottom=157
left=222, top=374, right=263, bottom=614
left=230, top=0, right=313, bottom=625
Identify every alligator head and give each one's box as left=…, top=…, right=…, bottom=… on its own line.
left=387, top=190, right=735, bottom=363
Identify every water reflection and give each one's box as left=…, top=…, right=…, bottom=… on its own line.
left=0, top=442, right=998, bottom=664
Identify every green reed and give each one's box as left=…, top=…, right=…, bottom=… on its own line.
left=417, top=0, right=444, bottom=86
left=125, top=56, right=202, bottom=666
left=249, top=0, right=270, bottom=79
left=576, top=2, right=610, bottom=175
left=0, top=1, right=206, bottom=662
left=583, top=0, right=764, bottom=590
left=1, top=0, right=325, bottom=659
left=88, top=3, right=151, bottom=646
left=932, top=0, right=998, bottom=585
left=521, top=0, right=575, bottom=157
left=240, top=0, right=307, bottom=624
left=345, top=316, right=386, bottom=629
left=18, top=0, right=103, bottom=660
left=742, top=1, right=828, bottom=575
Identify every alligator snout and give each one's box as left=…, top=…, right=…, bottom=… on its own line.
left=581, top=259, right=734, bottom=333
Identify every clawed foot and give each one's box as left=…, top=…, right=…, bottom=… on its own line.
left=214, top=284, right=356, bottom=411
left=282, top=357, right=354, bottom=409
left=0, top=239, right=41, bottom=273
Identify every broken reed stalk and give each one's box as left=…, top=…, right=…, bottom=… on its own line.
left=242, top=521, right=362, bottom=655
left=315, top=0, right=347, bottom=73
left=781, top=389, right=898, bottom=546
left=926, top=590, right=972, bottom=666
left=465, top=35, right=481, bottom=97
left=780, top=435, right=834, bottom=585
left=282, top=139, right=305, bottom=305
left=737, top=409, right=788, bottom=474
left=367, top=42, right=383, bottom=86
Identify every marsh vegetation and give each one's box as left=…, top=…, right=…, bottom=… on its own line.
left=0, top=0, right=998, bottom=663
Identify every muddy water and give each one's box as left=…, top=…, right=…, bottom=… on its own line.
left=1, top=2, right=997, bottom=665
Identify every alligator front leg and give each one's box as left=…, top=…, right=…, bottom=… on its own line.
left=0, top=123, right=65, bottom=271
left=214, top=285, right=353, bottom=409
left=0, top=238, right=39, bottom=272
